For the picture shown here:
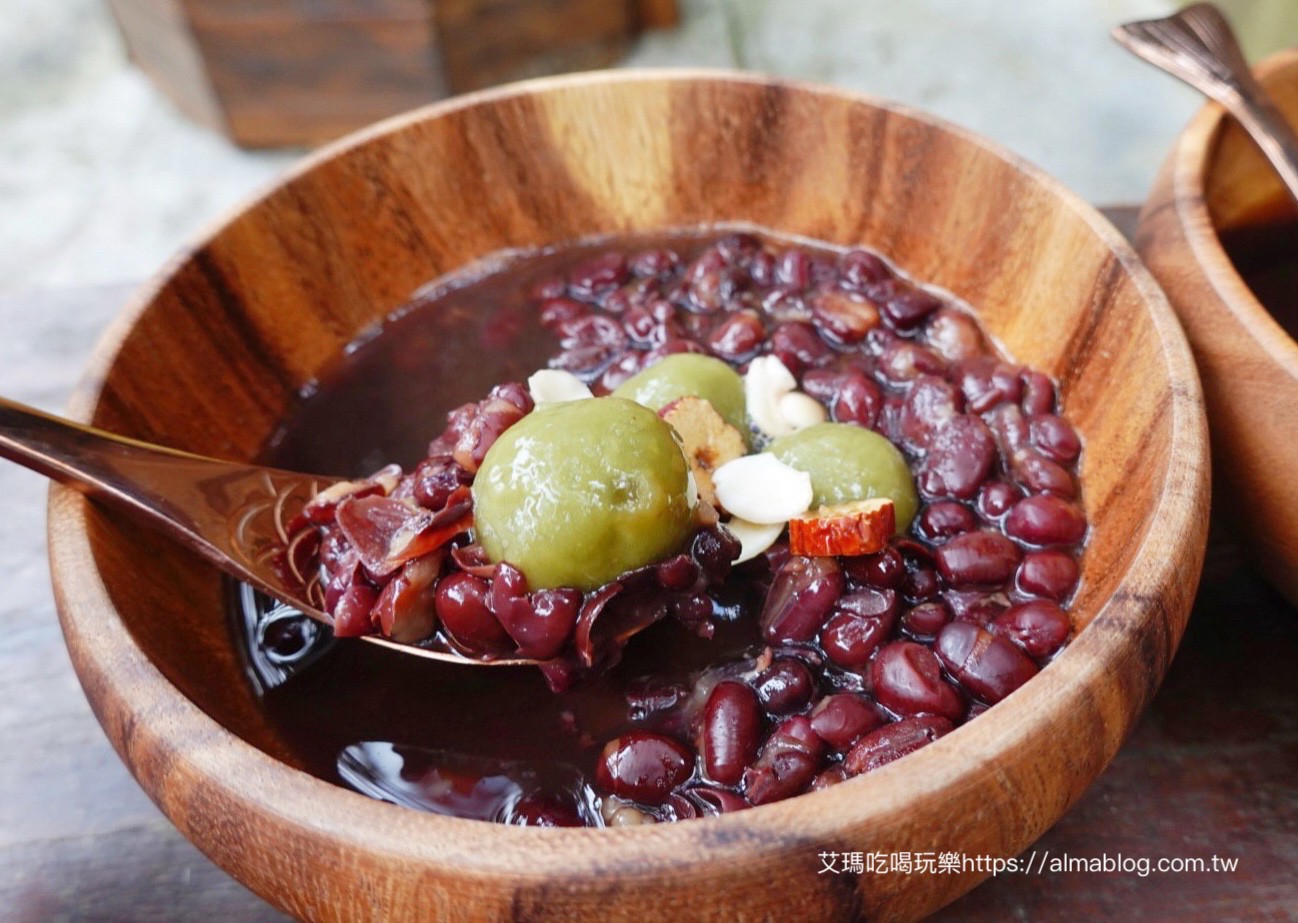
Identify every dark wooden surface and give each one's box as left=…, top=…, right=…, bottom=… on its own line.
left=104, top=0, right=678, bottom=147
left=2, top=244, right=1295, bottom=920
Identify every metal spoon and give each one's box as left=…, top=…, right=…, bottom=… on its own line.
left=1113, top=2, right=1298, bottom=208
left=0, top=395, right=536, bottom=666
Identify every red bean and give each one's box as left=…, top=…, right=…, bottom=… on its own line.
left=435, top=572, right=512, bottom=655
left=539, top=297, right=586, bottom=329
left=770, top=321, right=833, bottom=375
left=596, top=732, right=695, bottom=805
left=1020, top=369, right=1056, bottom=415
left=1011, top=447, right=1076, bottom=497
left=629, top=248, right=680, bottom=279
left=811, top=290, right=880, bottom=344
left=935, top=531, right=1022, bottom=588
left=1029, top=414, right=1081, bottom=463
left=943, top=589, right=1007, bottom=627
left=670, top=786, right=749, bottom=819
left=1016, top=549, right=1080, bottom=600
left=901, top=600, right=950, bottom=639
left=977, top=481, right=1021, bottom=521
left=1005, top=495, right=1087, bottom=546
left=776, top=249, right=813, bottom=289
left=843, top=716, right=953, bottom=776
left=761, top=556, right=845, bottom=644
left=754, top=658, right=817, bottom=715
left=838, top=249, right=892, bottom=289
left=901, top=375, right=961, bottom=452
left=918, top=415, right=996, bottom=499
left=597, top=350, right=644, bottom=393
left=490, top=564, right=580, bottom=661
left=925, top=308, right=986, bottom=363
left=880, top=286, right=941, bottom=330
left=706, top=309, right=765, bottom=361
left=810, top=766, right=848, bottom=790
left=568, top=251, right=628, bottom=298
left=842, top=546, right=904, bottom=589
left=332, top=583, right=378, bottom=637
left=935, top=622, right=1039, bottom=703
left=877, top=341, right=946, bottom=386
left=993, top=600, right=1071, bottom=659
left=700, top=681, right=764, bottom=785
left=509, top=793, right=585, bottom=827
left=743, top=715, right=825, bottom=805
left=557, top=314, right=627, bottom=350
left=871, top=641, right=964, bottom=721
left=821, top=610, right=892, bottom=669
left=958, top=358, right=1023, bottom=413
left=918, top=501, right=978, bottom=541
left=809, top=693, right=882, bottom=750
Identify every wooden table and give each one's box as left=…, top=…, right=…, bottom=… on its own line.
left=2, top=262, right=1295, bottom=922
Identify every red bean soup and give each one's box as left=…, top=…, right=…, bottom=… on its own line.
left=235, top=229, right=1086, bottom=828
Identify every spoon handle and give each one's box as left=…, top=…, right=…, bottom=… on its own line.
left=1113, top=2, right=1298, bottom=205
left=0, top=395, right=330, bottom=594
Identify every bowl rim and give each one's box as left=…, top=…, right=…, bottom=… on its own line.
left=1161, top=47, right=1298, bottom=376
left=47, top=68, right=1209, bottom=892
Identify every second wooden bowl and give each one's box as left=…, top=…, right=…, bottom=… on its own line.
left=48, top=71, right=1208, bottom=920
left=1138, top=49, right=1298, bottom=607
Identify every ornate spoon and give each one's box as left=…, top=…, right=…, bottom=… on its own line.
left=1113, top=2, right=1298, bottom=207
left=0, top=395, right=538, bottom=666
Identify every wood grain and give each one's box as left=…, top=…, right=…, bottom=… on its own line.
left=1137, top=49, right=1298, bottom=610
left=45, top=73, right=1208, bottom=921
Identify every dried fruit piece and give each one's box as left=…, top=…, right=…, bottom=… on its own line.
left=788, top=498, right=895, bottom=557
left=660, top=396, right=746, bottom=506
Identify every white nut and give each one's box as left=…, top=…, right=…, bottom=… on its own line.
left=724, top=517, right=785, bottom=564
left=712, top=453, right=813, bottom=524
left=527, top=369, right=593, bottom=406
left=744, top=355, right=798, bottom=438
left=777, top=391, right=827, bottom=431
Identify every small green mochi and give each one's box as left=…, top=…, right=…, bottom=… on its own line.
left=612, top=353, right=748, bottom=441
left=766, top=422, right=918, bottom=532
left=472, top=397, right=693, bottom=591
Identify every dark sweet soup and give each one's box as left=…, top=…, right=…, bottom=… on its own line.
left=234, top=229, right=1086, bottom=827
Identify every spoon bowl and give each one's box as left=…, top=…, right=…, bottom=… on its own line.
left=0, top=396, right=536, bottom=666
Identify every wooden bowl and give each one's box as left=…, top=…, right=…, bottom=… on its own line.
left=48, top=71, right=1208, bottom=920
left=1137, top=49, right=1298, bottom=609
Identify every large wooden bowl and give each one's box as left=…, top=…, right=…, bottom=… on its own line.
left=49, top=71, right=1208, bottom=920
left=1138, top=49, right=1298, bottom=608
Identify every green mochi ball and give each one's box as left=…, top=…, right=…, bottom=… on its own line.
left=766, top=422, right=918, bottom=532
left=612, top=353, right=748, bottom=441
left=472, top=397, right=694, bottom=590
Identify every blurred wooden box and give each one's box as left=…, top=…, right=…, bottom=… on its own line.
left=106, top=0, right=678, bottom=147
